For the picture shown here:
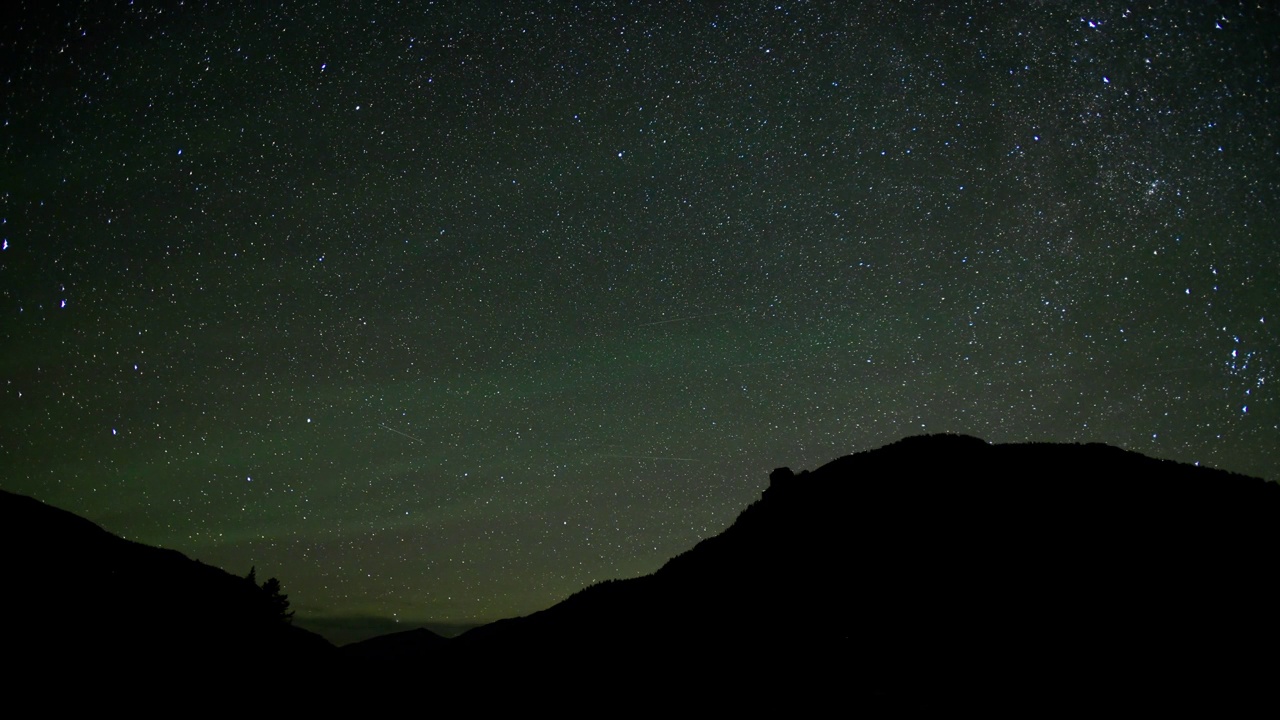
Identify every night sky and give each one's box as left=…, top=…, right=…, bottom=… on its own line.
left=2, top=1, right=1276, bottom=643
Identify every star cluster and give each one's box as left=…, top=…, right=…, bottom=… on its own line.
left=1, top=1, right=1276, bottom=643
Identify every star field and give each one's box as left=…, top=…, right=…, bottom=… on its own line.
left=1, top=1, right=1276, bottom=643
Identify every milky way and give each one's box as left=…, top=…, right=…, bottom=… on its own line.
left=2, top=1, right=1276, bottom=643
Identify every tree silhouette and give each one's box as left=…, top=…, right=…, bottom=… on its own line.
left=246, top=566, right=294, bottom=624
left=261, top=576, right=295, bottom=624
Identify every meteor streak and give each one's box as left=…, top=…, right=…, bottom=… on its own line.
left=637, top=311, right=725, bottom=327
left=379, top=424, right=424, bottom=444
left=596, top=453, right=703, bottom=462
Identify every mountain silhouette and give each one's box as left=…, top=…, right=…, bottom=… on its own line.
left=6, top=435, right=1279, bottom=705
left=348, top=435, right=1280, bottom=703
left=0, top=488, right=335, bottom=681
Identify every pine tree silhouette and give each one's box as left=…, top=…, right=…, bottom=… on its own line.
left=246, top=566, right=293, bottom=624
left=261, top=576, right=295, bottom=624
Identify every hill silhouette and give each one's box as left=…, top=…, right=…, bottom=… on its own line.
left=348, top=435, right=1280, bottom=703
left=6, top=435, right=1279, bottom=705
left=0, top=488, right=335, bottom=680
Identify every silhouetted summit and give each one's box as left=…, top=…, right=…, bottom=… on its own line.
left=433, top=435, right=1280, bottom=700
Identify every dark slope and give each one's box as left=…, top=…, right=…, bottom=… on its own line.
left=418, top=435, right=1279, bottom=700
left=0, top=489, right=335, bottom=675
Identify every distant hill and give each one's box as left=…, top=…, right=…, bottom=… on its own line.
left=341, top=626, right=450, bottom=664
left=0, top=488, right=334, bottom=677
left=350, top=435, right=1280, bottom=702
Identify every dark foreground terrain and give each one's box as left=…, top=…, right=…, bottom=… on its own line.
left=5, top=435, right=1278, bottom=705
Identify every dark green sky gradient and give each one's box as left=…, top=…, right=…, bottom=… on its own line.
left=2, top=1, right=1276, bottom=640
